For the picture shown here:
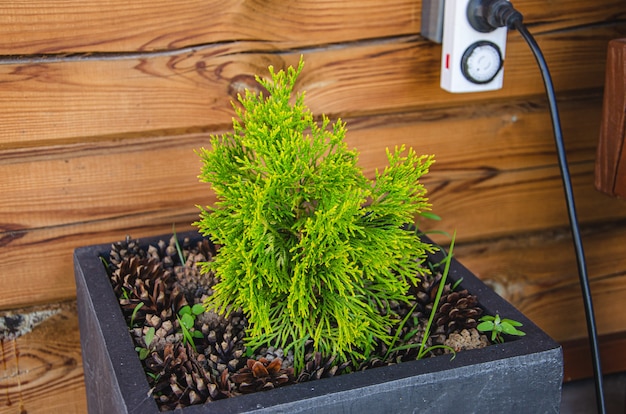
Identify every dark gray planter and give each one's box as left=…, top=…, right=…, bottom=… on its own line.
left=74, top=231, right=563, bottom=413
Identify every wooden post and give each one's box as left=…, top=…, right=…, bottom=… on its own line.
left=595, top=39, right=626, bottom=198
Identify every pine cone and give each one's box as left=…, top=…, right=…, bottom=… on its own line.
left=208, top=369, right=233, bottom=400
left=297, top=352, right=351, bottom=382
left=111, top=256, right=187, bottom=324
left=412, top=271, right=482, bottom=335
left=443, top=328, right=490, bottom=353
left=109, top=236, right=146, bottom=268
left=147, top=238, right=179, bottom=270
left=433, top=289, right=482, bottom=334
left=204, top=328, right=246, bottom=375
left=231, top=358, right=294, bottom=393
left=412, top=273, right=449, bottom=316
left=198, top=310, right=247, bottom=375
left=174, top=239, right=219, bottom=301
left=148, top=343, right=230, bottom=410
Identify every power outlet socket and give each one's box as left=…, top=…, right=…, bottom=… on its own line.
left=440, top=0, right=508, bottom=93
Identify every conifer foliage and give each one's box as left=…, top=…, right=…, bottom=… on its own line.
left=195, top=58, right=435, bottom=370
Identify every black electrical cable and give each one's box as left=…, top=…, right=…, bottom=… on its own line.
left=475, top=2, right=608, bottom=412
left=465, top=1, right=607, bottom=412
left=513, top=21, right=607, bottom=414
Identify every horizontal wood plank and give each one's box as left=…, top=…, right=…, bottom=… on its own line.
left=0, top=0, right=624, bottom=54
left=0, top=213, right=198, bottom=311
left=562, top=331, right=626, bottom=381
left=0, top=0, right=421, bottom=54
left=1, top=133, right=212, bottom=232
left=452, top=220, right=626, bottom=341
left=346, top=92, right=603, bottom=176
left=1, top=302, right=87, bottom=413
left=1, top=23, right=624, bottom=148
left=2, top=161, right=626, bottom=311
left=0, top=93, right=605, bottom=232
left=423, top=162, right=626, bottom=242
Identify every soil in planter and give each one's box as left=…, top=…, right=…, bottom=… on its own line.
left=104, top=234, right=490, bottom=411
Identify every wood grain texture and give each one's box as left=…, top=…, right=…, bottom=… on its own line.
left=595, top=38, right=626, bottom=198
left=1, top=23, right=625, bottom=148
left=424, top=161, right=626, bottom=241
left=0, top=0, right=624, bottom=54
left=0, top=302, right=86, bottom=413
left=0, top=210, right=198, bottom=311
left=562, top=331, right=626, bottom=381
left=0, top=93, right=604, bottom=232
left=453, top=220, right=626, bottom=340
left=0, top=0, right=421, bottom=54
left=1, top=133, right=211, bottom=231
left=1, top=1, right=626, bottom=404
left=3, top=161, right=626, bottom=311
left=4, top=94, right=625, bottom=310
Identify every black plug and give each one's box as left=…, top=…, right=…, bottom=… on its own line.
left=467, top=0, right=523, bottom=32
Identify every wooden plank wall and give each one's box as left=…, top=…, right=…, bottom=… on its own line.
left=2, top=0, right=626, bottom=411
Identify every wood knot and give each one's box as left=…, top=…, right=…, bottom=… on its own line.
left=228, top=74, right=267, bottom=101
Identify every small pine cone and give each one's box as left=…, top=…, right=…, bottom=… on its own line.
left=199, top=309, right=231, bottom=332
left=412, top=273, right=452, bottom=317
left=175, top=263, right=215, bottom=301
left=110, top=255, right=171, bottom=295
left=150, top=343, right=233, bottom=410
left=169, top=238, right=219, bottom=300
left=258, top=347, right=295, bottom=371
left=433, top=289, right=482, bottom=334
left=297, top=352, right=351, bottom=382
left=207, top=369, right=233, bottom=400
left=111, top=256, right=187, bottom=324
left=231, top=358, right=294, bottom=394
left=200, top=310, right=247, bottom=375
left=109, top=236, right=146, bottom=268
left=147, top=238, right=179, bottom=270
left=203, top=328, right=246, bottom=376
left=193, top=238, right=219, bottom=263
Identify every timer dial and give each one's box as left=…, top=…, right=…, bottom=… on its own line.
left=461, top=41, right=503, bottom=84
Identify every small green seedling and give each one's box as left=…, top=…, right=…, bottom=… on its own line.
left=477, top=313, right=526, bottom=343
left=135, top=326, right=156, bottom=360
left=129, top=302, right=144, bottom=328
left=99, top=256, right=113, bottom=277
left=146, top=371, right=161, bottom=382
left=177, top=304, right=205, bottom=352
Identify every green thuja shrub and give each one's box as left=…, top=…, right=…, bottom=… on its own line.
left=195, top=58, right=435, bottom=371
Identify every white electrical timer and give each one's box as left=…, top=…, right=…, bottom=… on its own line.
left=440, top=0, right=508, bottom=93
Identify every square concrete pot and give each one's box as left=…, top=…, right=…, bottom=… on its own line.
left=74, top=231, right=563, bottom=413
